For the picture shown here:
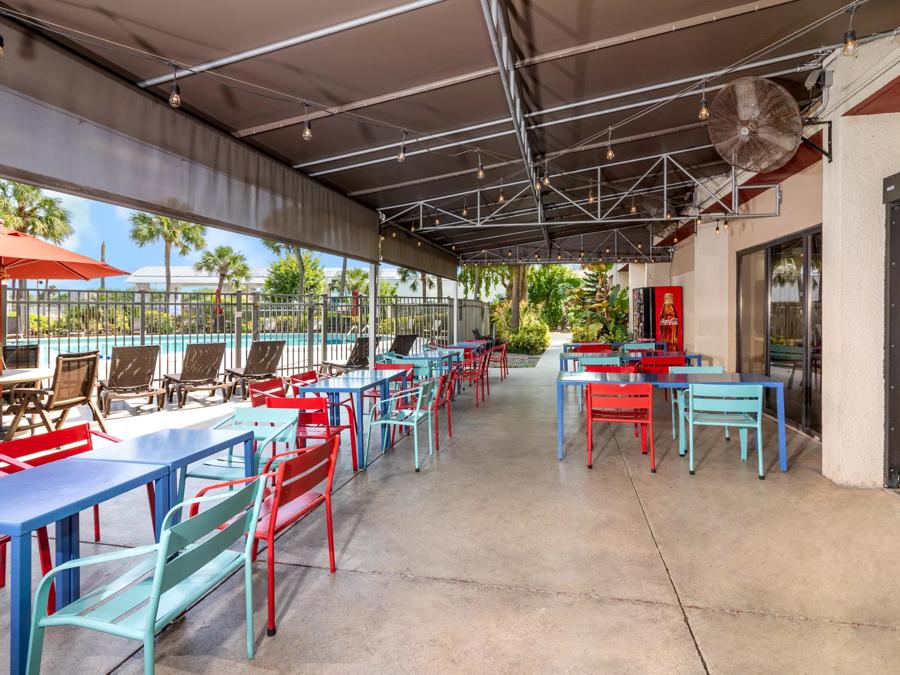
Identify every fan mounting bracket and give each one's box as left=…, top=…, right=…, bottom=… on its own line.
left=801, top=120, right=833, bottom=163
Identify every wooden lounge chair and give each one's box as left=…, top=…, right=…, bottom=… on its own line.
left=3, top=351, right=106, bottom=440
left=322, top=336, right=370, bottom=374
left=388, top=333, right=418, bottom=356
left=225, top=340, right=286, bottom=397
left=96, top=345, right=166, bottom=416
left=163, top=342, right=232, bottom=408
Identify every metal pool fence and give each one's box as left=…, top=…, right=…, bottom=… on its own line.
left=2, top=288, right=488, bottom=384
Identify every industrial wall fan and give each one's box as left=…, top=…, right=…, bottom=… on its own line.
left=708, top=76, right=803, bottom=173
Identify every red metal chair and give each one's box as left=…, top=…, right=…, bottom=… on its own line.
left=265, top=392, right=349, bottom=452
left=457, top=352, right=489, bottom=408
left=191, top=435, right=340, bottom=637
left=0, top=424, right=151, bottom=614
left=289, top=370, right=356, bottom=421
left=585, top=383, right=656, bottom=472
left=247, top=378, right=288, bottom=407
left=488, top=343, right=509, bottom=381
left=639, top=355, right=687, bottom=374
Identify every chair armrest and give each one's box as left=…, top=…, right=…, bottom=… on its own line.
left=189, top=474, right=274, bottom=517
left=9, top=387, right=50, bottom=397
left=211, top=415, right=236, bottom=430
left=0, top=453, right=33, bottom=472
left=90, top=429, right=122, bottom=443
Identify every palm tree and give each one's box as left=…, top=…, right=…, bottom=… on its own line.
left=338, top=257, right=348, bottom=295
left=129, top=213, right=206, bottom=295
left=0, top=180, right=74, bottom=311
left=195, top=246, right=250, bottom=329
left=397, top=267, right=436, bottom=302
left=263, top=240, right=306, bottom=300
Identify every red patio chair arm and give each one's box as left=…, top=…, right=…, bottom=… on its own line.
left=89, top=430, right=122, bottom=443
left=189, top=473, right=275, bottom=517
left=0, top=453, right=33, bottom=473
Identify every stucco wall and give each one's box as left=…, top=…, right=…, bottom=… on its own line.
left=821, top=37, right=900, bottom=487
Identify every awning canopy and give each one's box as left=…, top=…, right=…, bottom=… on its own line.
left=1, top=0, right=898, bottom=270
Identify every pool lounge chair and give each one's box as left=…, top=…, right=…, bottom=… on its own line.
left=163, top=342, right=232, bottom=408
left=322, top=337, right=370, bottom=375
left=225, top=340, right=286, bottom=397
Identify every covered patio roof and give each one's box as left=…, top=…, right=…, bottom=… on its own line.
left=0, top=0, right=898, bottom=268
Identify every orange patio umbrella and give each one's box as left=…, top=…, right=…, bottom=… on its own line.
left=0, top=225, right=128, bottom=349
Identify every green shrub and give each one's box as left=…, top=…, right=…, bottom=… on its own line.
left=507, top=314, right=551, bottom=355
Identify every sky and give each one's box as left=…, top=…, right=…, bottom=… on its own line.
left=45, top=189, right=374, bottom=290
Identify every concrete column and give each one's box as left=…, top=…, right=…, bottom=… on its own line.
left=821, top=37, right=900, bottom=486
left=692, top=227, right=730, bottom=367
left=453, top=273, right=459, bottom=344
left=368, top=263, right=378, bottom=368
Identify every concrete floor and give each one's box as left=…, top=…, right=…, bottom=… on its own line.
left=3, top=336, right=900, bottom=673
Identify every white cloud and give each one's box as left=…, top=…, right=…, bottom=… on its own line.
left=45, top=190, right=94, bottom=250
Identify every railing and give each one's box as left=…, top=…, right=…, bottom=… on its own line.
left=2, top=288, right=475, bottom=384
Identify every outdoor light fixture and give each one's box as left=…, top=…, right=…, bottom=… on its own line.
left=476, top=149, right=485, bottom=180
left=723, top=218, right=729, bottom=230
left=168, top=65, right=181, bottom=108
left=462, top=198, right=468, bottom=217
left=392, top=229, right=397, bottom=238
left=698, top=81, right=710, bottom=121
left=397, top=130, right=406, bottom=163
left=605, top=129, right=615, bottom=161
left=629, top=200, right=638, bottom=214
left=638, top=242, right=643, bottom=249
left=498, top=179, right=505, bottom=203
left=542, top=162, right=550, bottom=186
left=302, top=103, right=312, bottom=141
left=534, top=251, right=539, bottom=259
left=434, top=212, right=441, bottom=225
left=452, top=244, right=456, bottom=250
left=843, top=29, right=858, bottom=56
left=417, top=240, right=422, bottom=247
left=588, top=180, right=595, bottom=205
left=557, top=253, right=562, bottom=260
left=579, top=250, right=584, bottom=259
left=507, top=249, right=512, bottom=257
left=674, top=236, right=678, bottom=243
left=715, top=222, right=721, bottom=236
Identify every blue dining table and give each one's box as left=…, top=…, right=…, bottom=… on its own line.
left=558, top=352, right=703, bottom=371
left=0, top=458, right=169, bottom=675
left=72, top=428, right=255, bottom=536
left=555, top=371, right=788, bottom=472
left=447, top=341, right=490, bottom=353
left=299, top=370, right=405, bottom=468
left=562, top=341, right=666, bottom=352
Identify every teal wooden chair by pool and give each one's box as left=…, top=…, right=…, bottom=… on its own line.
left=686, top=384, right=765, bottom=479
left=364, top=379, right=437, bottom=472
left=669, top=365, right=725, bottom=442
left=26, top=478, right=266, bottom=674
left=177, top=407, right=298, bottom=500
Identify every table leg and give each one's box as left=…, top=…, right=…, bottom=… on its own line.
left=354, top=391, right=365, bottom=469
left=379, top=381, right=390, bottom=453
left=559, top=355, right=564, bottom=371
left=10, top=533, right=31, bottom=675
left=156, top=475, right=172, bottom=540
left=556, top=381, right=565, bottom=460
left=242, top=437, right=255, bottom=475
left=776, top=383, right=787, bottom=472
left=54, top=514, right=80, bottom=607
left=329, top=393, right=340, bottom=427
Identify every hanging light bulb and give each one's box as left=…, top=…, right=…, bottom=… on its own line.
left=698, top=81, right=710, bottom=121
left=302, top=103, right=312, bottom=141
left=417, top=240, right=422, bottom=247
left=434, top=212, right=441, bottom=226
left=557, top=253, right=562, bottom=261
left=588, top=181, right=595, bottom=205
left=674, top=236, right=679, bottom=244
left=507, top=249, right=513, bottom=257
left=638, top=242, right=643, bottom=249
left=380, top=233, right=385, bottom=242
left=843, top=3, right=858, bottom=57
left=629, top=199, right=638, bottom=215
left=605, top=246, right=610, bottom=254
left=397, top=130, right=406, bottom=163
left=534, top=250, right=539, bottom=259
left=605, top=129, right=615, bottom=161
left=498, top=179, right=505, bottom=203
left=167, top=65, right=181, bottom=108
left=535, top=172, right=543, bottom=191
left=452, top=244, right=457, bottom=250
left=0, top=33, right=6, bottom=59
left=542, top=162, right=550, bottom=187
left=476, top=149, right=485, bottom=180
left=723, top=218, right=729, bottom=230
left=392, top=229, right=397, bottom=239
left=462, top=198, right=468, bottom=217
left=579, top=250, right=585, bottom=259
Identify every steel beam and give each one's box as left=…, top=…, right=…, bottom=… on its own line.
left=138, top=0, right=447, bottom=87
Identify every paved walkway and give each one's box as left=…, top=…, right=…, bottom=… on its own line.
left=4, top=337, right=900, bottom=673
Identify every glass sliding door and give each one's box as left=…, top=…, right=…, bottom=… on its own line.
left=737, top=227, right=822, bottom=435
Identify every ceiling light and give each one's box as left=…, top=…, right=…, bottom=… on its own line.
left=534, top=251, right=539, bottom=259
left=723, top=218, right=729, bottom=230
left=535, top=173, right=543, bottom=191
left=698, top=80, right=710, bottom=121
left=605, top=129, right=615, bottom=161
left=452, top=244, right=457, bottom=250
left=605, top=247, right=610, bottom=253
left=629, top=200, right=637, bottom=214
left=302, top=102, right=312, bottom=141
left=674, top=236, right=678, bottom=243
left=417, top=240, right=422, bottom=247
left=542, top=163, right=550, bottom=186
left=476, top=149, right=485, bottom=180
left=392, top=230, right=397, bottom=238
left=843, top=29, right=858, bottom=56
left=498, top=179, right=505, bottom=203
left=462, top=198, right=468, bottom=217
left=588, top=180, right=595, bottom=205
left=638, top=242, right=643, bottom=249
left=380, top=234, right=385, bottom=242
left=507, top=249, right=512, bottom=257
left=557, top=253, right=562, bottom=261
left=168, top=65, right=181, bottom=108
left=434, top=213, right=441, bottom=225
left=579, top=250, right=584, bottom=259
left=397, top=130, right=406, bottom=162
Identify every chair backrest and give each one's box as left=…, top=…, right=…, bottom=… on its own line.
left=106, top=345, right=160, bottom=389
left=640, top=355, right=687, bottom=374
left=231, top=406, right=299, bottom=429
left=2, top=343, right=39, bottom=368
left=668, top=366, right=724, bottom=375
left=266, top=395, right=331, bottom=429
left=376, top=363, right=414, bottom=385
left=153, top=479, right=264, bottom=619
left=389, top=334, right=418, bottom=356
left=181, top=342, right=226, bottom=381
left=50, top=351, right=100, bottom=406
left=244, top=340, right=286, bottom=375
left=0, top=422, right=101, bottom=472
left=343, top=337, right=370, bottom=367
left=587, top=382, right=654, bottom=413
left=689, top=384, right=763, bottom=415
left=265, top=436, right=340, bottom=537
left=248, top=378, right=288, bottom=407
left=416, top=379, right=438, bottom=410
left=623, top=342, right=656, bottom=352
left=580, top=356, right=621, bottom=367
left=583, top=364, right=638, bottom=373
left=572, top=344, right=612, bottom=353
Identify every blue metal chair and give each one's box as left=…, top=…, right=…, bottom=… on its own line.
left=364, top=379, right=437, bottom=472
left=177, top=407, right=297, bottom=501
left=27, top=478, right=267, bottom=674
left=686, top=384, right=765, bottom=478
left=669, top=365, right=724, bottom=441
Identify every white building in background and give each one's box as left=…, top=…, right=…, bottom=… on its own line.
left=127, top=264, right=501, bottom=301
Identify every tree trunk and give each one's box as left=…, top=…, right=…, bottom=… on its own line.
left=420, top=272, right=427, bottom=302
left=339, top=257, right=348, bottom=295
left=295, top=248, right=306, bottom=299
left=520, top=266, right=529, bottom=306
left=436, top=276, right=443, bottom=299
left=164, top=240, right=172, bottom=297
left=511, top=265, right=525, bottom=332
left=215, top=275, right=225, bottom=330
left=474, top=266, right=482, bottom=301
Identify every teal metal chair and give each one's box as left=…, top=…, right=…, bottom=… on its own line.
left=383, top=355, right=433, bottom=381
left=686, top=384, right=765, bottom=478
left=669, top=365, right=724, bottom=441
left=178, top=407, right=298, bottom=501
left=364, top=379, right=437, bottom=472
left=623, top=342, right=654, bottom=351
left=576, top=356, right=622, bottom=411
left=27, top=478, right=267, bottom=674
